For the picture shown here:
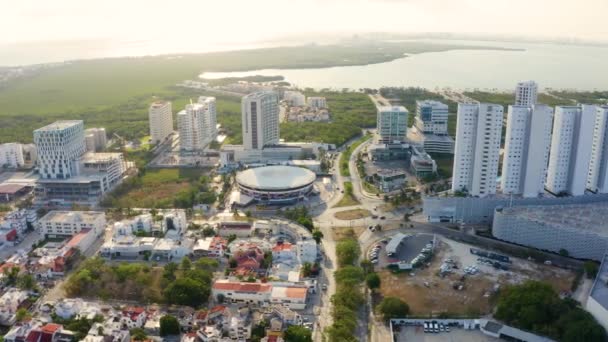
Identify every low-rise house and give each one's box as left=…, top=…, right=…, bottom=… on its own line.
left=197, top=325, right=222, bottom=342
left=270, top=305, right=301, bottom=326
left=212, top=280, right=272, bottom=305
left=218, top=221, right=252, bottom=237
left=100, top=236, right=156, bottom=258
left=0, top=288, right=30, bottom=326
left=269, top=284, right=308, bottom=310
left=54, top=298, right=101, bottom=320
left=272, top=242, right=295, bottom=262
left=25, top=323, right=75, bottom=342
left=86, top=320, right=130, bottom=342
left=152, top=238, right=193, bottom=261
left=192, top=236, right=226, bottom=258
left=120, top=307, right=147, bottom=329
left=4, top=320, right=42, bottom=342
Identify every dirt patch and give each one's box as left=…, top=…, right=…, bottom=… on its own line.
left=334, top=209, right=371, bottom=220
left=377, top=237, right=577, bottom=316
left=332, top=226, right=365, bottom=241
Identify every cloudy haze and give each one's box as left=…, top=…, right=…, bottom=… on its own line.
left=1, top=0, right=607, bottom=46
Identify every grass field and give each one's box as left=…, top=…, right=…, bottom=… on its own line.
left=0, top=41, right=509, bottom=144
left=334, top=181, right=360, bottom=207
left=334, top=209, right=371, bottom=220
left=102, top=168, right=209, bottom=209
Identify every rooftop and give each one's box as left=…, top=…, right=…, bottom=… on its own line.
left=40, top=211, right=105, bottom=224
left=498, top=202, right=608, bottom=234
left=212, top=280, right=272, bottom=293
left=34, top=120, right=82, bottom=132
left=416, top=99, right=448, bottom=109
left=0, top=184, right=27, bottom=195
left=377, top=105, right=408, bottom=113
left=236, top=165, right=316, bottom=190
left=271, top=285, right=307, bottom=299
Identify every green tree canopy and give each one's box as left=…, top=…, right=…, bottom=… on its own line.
left=366, top=272, right=381, bottom=291
left=336, top=239, right=360, bottom=267
left=284, top=325, right=312, bottom=342
left=159, top=315, right=180, bottom=336
left=377, top=297, right=409, bottom=322
left=163, top=277, right=209, bottom=307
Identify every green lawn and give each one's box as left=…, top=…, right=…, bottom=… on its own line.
left=334, top=181, right=360, bottom=208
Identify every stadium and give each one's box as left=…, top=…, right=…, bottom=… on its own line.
left=235, top=165, right=316, bottom=203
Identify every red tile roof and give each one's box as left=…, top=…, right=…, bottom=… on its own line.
left=41, top=323, right=62, bottom=333
left=212, top=281, right=272, bottom=293
left=272, top=242, right=293, bottom=252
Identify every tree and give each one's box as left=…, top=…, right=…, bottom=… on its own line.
left=195, top=258, right=219, bottom=271
left=163, top=262, right=178, bottom=280
left=284, top=325, right=312, bottom=342
left=159, top=314, right=180, bottom=336
left=227, top=234, right=237, bottom=244
left=130, top=328, right=148, bottom=341
left=301, top=262, right=313, bottom=278
left=180, top=257, right=192, bottom=270
left=360, top=260, right=373, bottom=274
left=336, top=239, right=360, bottom=267
left=366, top=272, right=381, bottom=291
left=559, top=248, right=569, bottom=257
left=584, top=261, right=599, bottom=279
left=245, top=210, right=252, bottom=218
left=15, top=308, right=30, bottom=322
left=163, top=278, right=209, bottom=307
left=17, top=274, right=36, bottom=290
left=229, top=257, right=238, bottom=268
left=202, top=226, right=216, bottom=237
left=312, top=229, right=323, bottom=244
left=377, top=297, right=409, bottom=321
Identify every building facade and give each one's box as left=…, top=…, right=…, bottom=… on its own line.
left=38, top=211, right=106, bottom=237
left=587, top=106, right=608, bottom=193
left=84, top=128, right=107, bottom=152
left=377, top=106, right=408, bottom=143
left=501, top=105, right=553, bottom=197
left=0, top=143, right=24, bottom=168
left=415, top=100, right=449, bottom=135
left=178, top=99, right=217, bottom=151
left=283, top=91, right=306, bottom=106
left=242, top=91, right=280, bottom=150
left=34, top=120, right=87, bottom=179
left=452, top=103, right=503, bottom=197
left=514, top=80, right=538, bottom=106
left=148, top=101, right=173, bottom=144
left=306, top=97, right=327, bottom=109
left=545, top=105, right=595, bottom=196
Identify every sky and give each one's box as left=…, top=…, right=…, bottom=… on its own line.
left=1, top=0, right=607, bottom=46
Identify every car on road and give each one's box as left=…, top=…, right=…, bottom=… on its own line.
left=322, top=284, right=327, bottom=291
left=380, top=216, right=386, bottom=220
left=371, top=215, right=378, bottom=219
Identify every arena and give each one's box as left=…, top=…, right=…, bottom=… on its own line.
left=235, top=165, right=316, bottom=203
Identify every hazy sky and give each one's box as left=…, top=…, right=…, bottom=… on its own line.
left=1, top=0, right=607, bottom=45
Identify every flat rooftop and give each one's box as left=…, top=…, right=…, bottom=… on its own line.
left=378, top=105, right=408, bottom=113
left=498, top=202, right=608, bottom=234
left=41, top=211, right=105, bottom=223
left=82, top=152, right=123, bottom=162
left=34, top=120, right=82, bottom=132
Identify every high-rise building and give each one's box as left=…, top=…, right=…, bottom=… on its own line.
left=148, top=101, right=173, bottom=144
left=452, top=103, right=504, bottom=197
left=501, top=105, right=553, bottom=197
left=587, top=106, right=608, bottom=193
left=377, top=106, right=408, bottom=143
left=283, top=91, right=306, bottom=106
left=415, top=100, right=449, bottom=135
left=0, top=143, right=25, bottom=168
left=307, top=97, right=327, bottom=109
left=84, top=128, right=107, bottom=152
left=177, top=98, right=217, bottom=151
left=545, top=105, right=596, bottom=196
left=515, top=81, right=538, bottom=106
left=242, top=91, right=280, bottom=150
left=34, top=120, right=87, bottom=179
left=198, top=96, right=218, bottom=143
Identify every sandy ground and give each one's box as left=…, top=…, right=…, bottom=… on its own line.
left=334, top=209, right=371, bottom=220
left=378, top=236, right=576, bottom=316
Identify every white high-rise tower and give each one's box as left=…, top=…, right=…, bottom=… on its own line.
left=148, top=101, right=173, bottom=144
left=242, top=91, right=280, bottom=150
left=377, top=106, right=408, bottom=143
left=501, top=105, right=553, bottom=197
left=545, top=105, right=596, bottom=196
left=515, top=81, right=538, bottom=106
left=198, top=96, right=218, bottom=143
left=34, top=120, right=87, bottom=179
left=452, top=103, right=504, bottom=197
left=586, top=106, right=608, bottom=193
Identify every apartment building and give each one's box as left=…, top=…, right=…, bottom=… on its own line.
left=148, top=101, right=173, bottom=144
left=501, top=105, right=553, bottom=197
left=545, top=105, right=596, bottom=196
left=306, top=97, right=327, bottom=109
left=242, top=91, right=280, bottom=150
left=84, top=128, right=107, bottom=152
left=34, top=120, right=87, bottom=179
left=0, top=143, right=24, bottom=168
left=178, top=98, right=217, bottom=151
left=283, top=91, right=306, bottom=106
left=38, top=211, right=106, bottom=238
left=377, top=106, right=408, bottom=143
left=452, top=103, right=504, bottom=197
left=515, top=81, right=538, bottom=106
left=198, top=96, right=218, bottom=143
left=587, top=106, right=608, bottom=193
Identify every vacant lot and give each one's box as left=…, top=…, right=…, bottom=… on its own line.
left=334, top=209, right=371, bottom=220
left=377, top=237, right=576, bottom=316
left=332, top=226, right=365, bottom=241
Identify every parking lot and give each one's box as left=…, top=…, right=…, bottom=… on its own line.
left=395, top=326, right=499, bottom=342
left=366, top=233, right=434, bottom=268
